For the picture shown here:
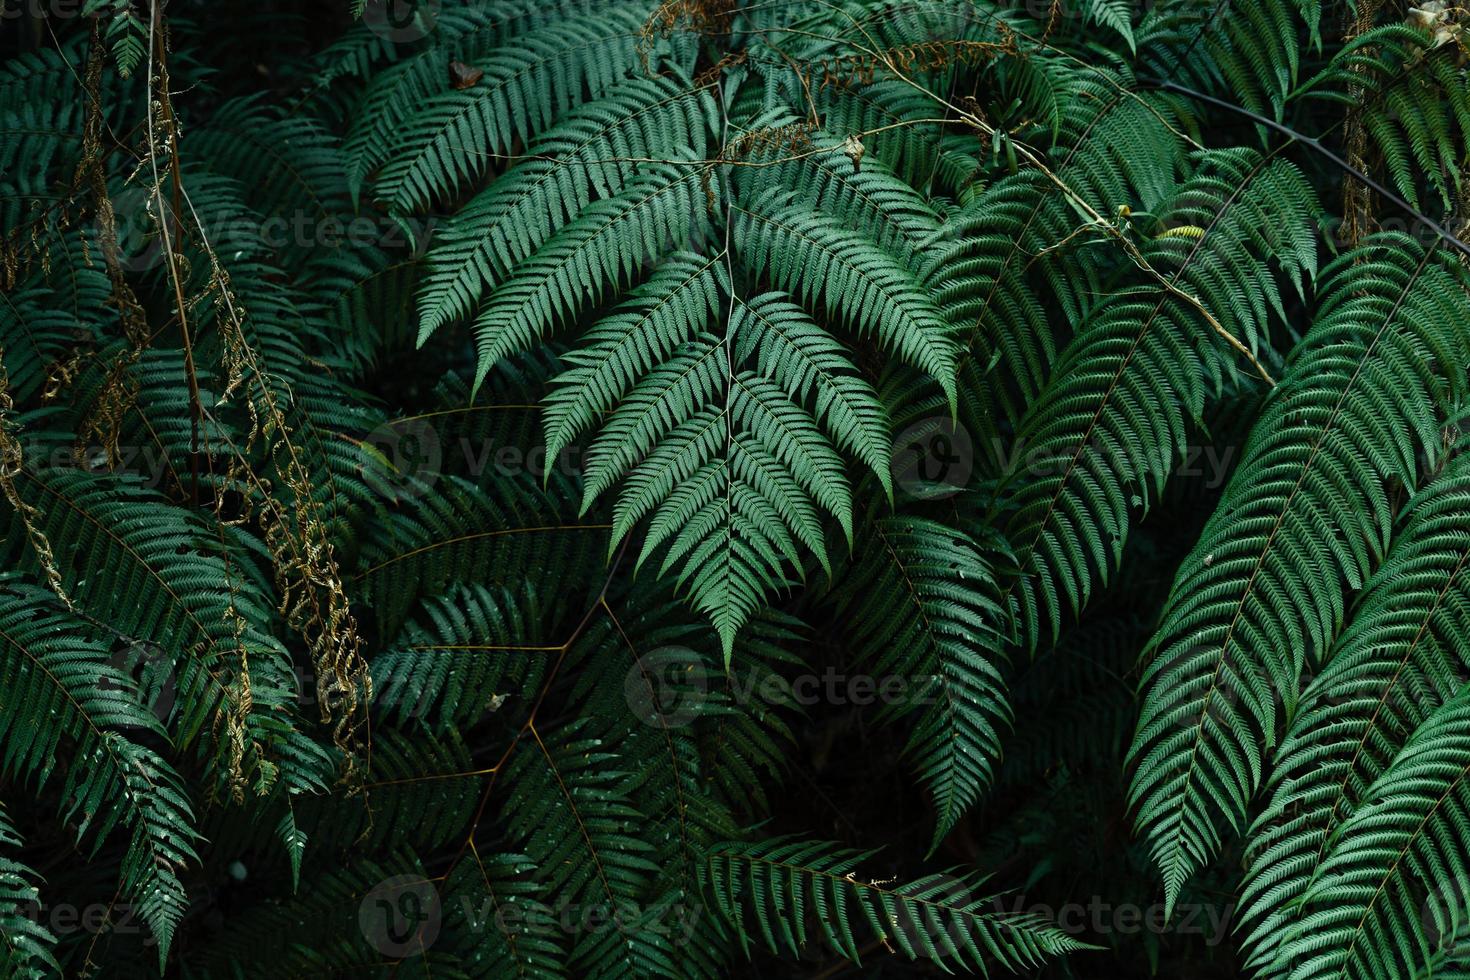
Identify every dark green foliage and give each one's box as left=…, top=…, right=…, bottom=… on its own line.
left=4, top=0, right=1470, bottom=977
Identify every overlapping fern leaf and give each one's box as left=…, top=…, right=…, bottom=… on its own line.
left=12, top=0, right=1470, bottom=976
left=0, top=578, right=199, bottom=959
left=502, top=723, right=673, bottom=976
left=1138, top=0, right=1322, bottom=120
left=0, top=804, right=58, bottom=977
left=1236, top=435, right=1470, bottom=979
left=835, top=515, right=1011, bottom=851
left=1260, top=687, right=1470, bottom=980
left=356, top=5, right=683, bottom=210
left=566, top=271, right=893, bottom=657
left=1296, top=23, right=1470, bottom=212
left=384, top=14, right=965, bottom=648
left=1128, top=235, right=1470, bottom=913
left=994, top=150, right=1319, bottom=650
left=0, top=466, right=315, bottom=798
left=414, top=75, right=718, bottom=335
left=700, top=837, right=1093, bottom=971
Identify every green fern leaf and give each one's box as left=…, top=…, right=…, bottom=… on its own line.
left=733, top=191, right=961, bottom=412
left=701, top=837, right=1090, bottom=972
left=415, top=77, right=718, bottom=335
left=0, top=578, right=198, bottom=958
left=1238, top=444, right=1470, bottom=974
left=836, top=517, right=1011, bottom=848
left=0, top=804, right=58, bottom=978
left=1128, top=236, right=1470, bottom=914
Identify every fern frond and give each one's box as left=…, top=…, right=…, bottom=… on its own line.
left=735, top=130, right=943, bottom=263
left=188, top=98, right=350, bottom=263
left=1238, top=445, right=1470, bottom=974
left=1128, top=235, right=1470, bottom=914
left=734, top=190, right=960, bottom=410
left=369, top=6, right=658, bottom=211
left=339, top=1, right=655, bottom=197
left=438, top=854, right=568, bottom=978
left=82, top=0, right=149, bottom=76
left=354, top=473, right=601, bottom=637
left=997, top=152, right=1318, bottom=650
left=836, top=516, right=1011, bottom=848
left=1296, top=25, right=1470, bottom=211
left=595, top=353, right=830, bottom=657
left=0, top=253, right=111, bottom=406
left=0, top=804, right=58, bottom=978
left=414, top=76, right=717, bottom=335
left=0, top=578, right=198, bottom=957
left=1139, top=0, right=1320, bottom=120
left=701, top=837, right=1089, bottom=972
left=1270, top=686, right=1470, bottom=980
left=731, top=290, right=893, bottom=497
left=1085, top=0, right=1137, bottom=52
left=503, top=724, right=669, bottom=976
left=0, top=467, right=306, bottom=793
left=459, top=162, right=715, bottom=392
left=302, top=727, right=484, bottom=853
left=370, top=581, right=554, bottom=732
left=541, top=253, right=726, bottom=466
